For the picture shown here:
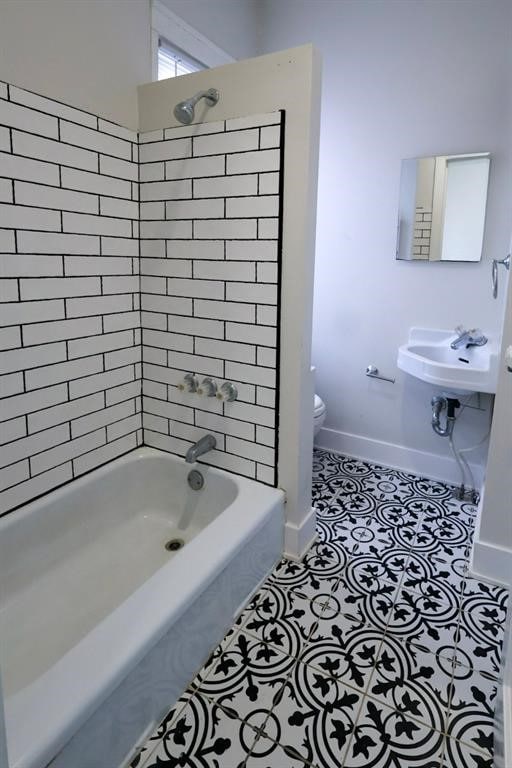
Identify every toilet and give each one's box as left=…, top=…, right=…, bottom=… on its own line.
left=314, top=393, right=326, bottom=437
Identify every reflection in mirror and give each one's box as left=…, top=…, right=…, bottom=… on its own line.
left=396, top=152, right=490, bottom=262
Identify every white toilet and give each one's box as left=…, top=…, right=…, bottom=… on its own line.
left=313, top=393, right=326, bottom=437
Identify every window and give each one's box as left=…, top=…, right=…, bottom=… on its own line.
left=157, top=38, right=205, bottom=80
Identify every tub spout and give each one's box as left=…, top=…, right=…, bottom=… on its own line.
left=185, top=434, right=216, bottom=464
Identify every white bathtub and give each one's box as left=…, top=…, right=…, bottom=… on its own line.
left=0, top=447, right=284, bottom=768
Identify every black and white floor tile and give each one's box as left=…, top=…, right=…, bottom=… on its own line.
left=130, top=449, right=509, bottom=768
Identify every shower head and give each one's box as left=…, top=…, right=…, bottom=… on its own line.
left=173, top=88, right=220, bottom=125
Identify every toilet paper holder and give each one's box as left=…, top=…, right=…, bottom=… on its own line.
left=366, top=365, right=395, bottom=384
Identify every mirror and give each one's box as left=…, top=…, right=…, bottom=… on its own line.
left=396, top=152, right=490, bottom=262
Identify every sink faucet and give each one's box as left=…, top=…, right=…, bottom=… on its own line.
left=450, top=326, right=488, bottom=350
left=185, top=433, right=216, bottom=464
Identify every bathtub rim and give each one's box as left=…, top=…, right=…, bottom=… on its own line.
left=3, top=447, right=285, bottom=768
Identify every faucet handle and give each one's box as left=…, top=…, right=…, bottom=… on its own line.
left=178, top=373, right=199, bottom=393
left=217, top=381, right=238, bottom=402
left=197, top=377, right=217, bottom=397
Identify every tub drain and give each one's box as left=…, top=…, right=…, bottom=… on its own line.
left=165, top=538, right=185, bottom=552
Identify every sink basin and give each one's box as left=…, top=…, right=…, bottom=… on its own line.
left=397, top=328, right=499, bottom=394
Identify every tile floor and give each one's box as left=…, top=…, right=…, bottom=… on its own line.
left=130, top=449, right=509, bottom=768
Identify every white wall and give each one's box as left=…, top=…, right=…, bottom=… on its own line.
left=0, top=0, right=151, bottom=128
left=258, top=0, right=512, bottom=483
left=159, top=0, right=260, bottom=60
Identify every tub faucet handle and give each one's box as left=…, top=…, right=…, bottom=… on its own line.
left=178, top=373, right=199, bottom=393
left=198, top=377, right=217, bottom=397
left=218, top=381, right=238, bottom=402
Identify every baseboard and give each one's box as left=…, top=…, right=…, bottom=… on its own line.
left=470, top=536, right=512, bottom=587
left=283, top=506, right=317, bottom=561
left=315, top=427, right=484, bottom=488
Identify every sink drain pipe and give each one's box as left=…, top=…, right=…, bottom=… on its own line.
left=431, top=396, right=476, bottom=501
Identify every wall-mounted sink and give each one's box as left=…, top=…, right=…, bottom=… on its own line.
left=397, top=327, right=499, bottom=394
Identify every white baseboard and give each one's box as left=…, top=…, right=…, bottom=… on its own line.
left=284, top=506, right=317, bottom=561
left=470, top=536, right=512, bottom=586
left=315, top=427, right=484, bottom=488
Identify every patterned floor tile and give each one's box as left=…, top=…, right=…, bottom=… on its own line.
left=402, top=546, right=469, bottom=599
left=328, top=571, right=396, bottom=630
left=385, top=587, right=460, bottom=645
left=245, top=734, right=313, bottom=767
left=445, top=666, right=498, bottom=757
left=441, top=735, right=493, bottom=767
left=455, top=607, right=504, bottom=678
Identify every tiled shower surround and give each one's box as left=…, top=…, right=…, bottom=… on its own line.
left=0, top=81, right=283, bottom=515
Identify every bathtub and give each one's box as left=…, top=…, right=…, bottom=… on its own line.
left=0, top=447, right=284, bottom=768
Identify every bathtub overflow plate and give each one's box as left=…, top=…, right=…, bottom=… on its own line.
left=188, top=469, right=204, bottom=491
left=165, top=538, right=185, bottom=552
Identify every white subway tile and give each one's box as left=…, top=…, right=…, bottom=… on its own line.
left=0, top=382, right=67, bottom=421
left=1, top=254, right=62, bottom=278
left=103, top=310, right=140, bottom=332
left=68, top=329, right=133, bottom=358
left=226, top=436, right=274, bottom=465
left=143, top=396, right=194, bottom=424
left=226, top=112, right=281, bottom=131
left=105, top=379, right=141, bottom=406
left=168, top=351, right=223, bottom=378
left=28, top=392, right=104, bottom=433
left=143, top=412, right=168, bottom=434
left=140, top=275, right=166, bottom=294
left=0, top=127, right=9, bottom=151
left=0, top=151, right=59, bottom=185
left=0, top=99, right=58, bottom=137
left=0, top=416, right=26, bottom=445
left=63, top=212, right=132, bottom=237
left=143, top=363, right=182, bottom=387
left=20, top=276, right=100, bottom=300
left=69, top=365, right=134, bottom=398
left=140, top=179, right=191, bottom=201
left=226, top=195, right=279, bottom=218
left=0, top=341, right=66, bottom=375
left=226, top=282, right=277, bottom=304
left=26, top=355, right=103, bottom=390
left=99, top=154, right=138, bottom=182
left=170, top=421, right=224, bottom=450
left=64, top=255, right=132, bottom=276
left=12, top=130, right=98, bottom=171
left=194, top=261, right=254, bottom=282
left=0, top=203, right=61, bottom=231
left=256, top=386, right=276, bottom=408
left=193, top=130, right=258, bottom=158
left=0, top=459, right=30, bottom=491
left=257, top=347, right=276, bottom=367
left=0, top=463, right=71, bottom=514
left=139, top=138, right=192, bottom=163
left=0, top=326, right=21, bottom=350
left=104, top=345, right=141, bottom=369
left=166, top=384, right=222, bottom=414
left=200, top=449, right=255, bottom=479
left=257, top=464, right=274, bottom=484
left=194, top=299, right=255, bottom=323
left=143, top=380, right=167, bottom=400
left=0, top=230, right=15, bottom=252
left=143, top=329, right=193, bottom=353
left=227, top=149, right=280, bottom=175
left=224, top=361, right=275, bottom=389
left=32, top=428, right=106, bottom=475
left=224, top=399, right=274, bottom=427
left=258, top=172, right=279, bottom=195
left=141, top=310, right=166, bottom=330
left=102, top=275, right=139, bottom=294
left=100, top=197, right=138, bottom=219
left=166, top=199, right=224, bottom=220
left=0, top=279, right=18, bottom=301
left=193, top=219, right=257, bottom=240
left=144, top=429, right=190, bottom=458
left=167, top=278, right=224, bottom=300
left=193, top=174, right=257, bottom=199
left=143, top=346, right=167, bottom=365
left=101, top=236, right=138, bottom=256
left=139, top=162, right=165, bottom=182
left=195, top=337, right=255, bottom=364
left=163, top=120, right=224, bottom=140
left=139, top=220, right=192, bottom=239
left=260, top=125, right=281, bottom=149
left=17, top=231, right=99, bottom=254
left=142, top=294, right=192, bottom=315
left=195, top=410, right=255, bottom=441
left=257, top=305, right=277, bottom=325
left=140, top=130, right=164, bottom=143
left=60, top=121, right=131, bottom=160
left=98, top=119, right=137, bottom=143
left=66, top=293, right=132, bottom=317
left=167, top=241, right=224, bottom=260
left=9, top=86, right=97, bottom=128
left=165, top=155, right=225, bottom=180
left=140, top=240, right=166, bottom=258
left=0, top=423, right=69, bottom=468
left=15, top=181, right=99, bottom=214
left=0, top=179, right=13, bottom=203
left=141, top=258, right=191, bottom=278
left=1, top=299, right=64, bottom=326
left=107, top=412, right=141, bottom=441
left=257, top=262, right=278, bottom=282
left=167, top=314, right=224, bottom=339
left=258, top=218, right=279, bottom=239
left=61, top=168, right=131, bottom=199
left=73, top=433, right=136, bottom=476
left=24, top=316, right=100, bottom=346
left=71, top=401, right=134, bottom=438
left=1, top=372, right=24, bottom=397
left=226, top=323, right=276, bottom=347
left=139, top=202, right=165, bottom=220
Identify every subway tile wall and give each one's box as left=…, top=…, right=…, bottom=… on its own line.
left=140, top=113, right=283, bottom=486
left=0, top=83, right=142, bottom=515
left=0, top=81, right=283, bottom=515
